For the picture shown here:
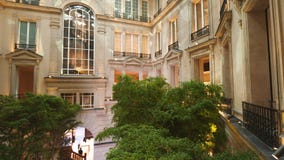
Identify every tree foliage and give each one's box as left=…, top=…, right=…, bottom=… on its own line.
left=0, top=94, right=81, bottom=159
left=96, top=76, right=257, bottom=160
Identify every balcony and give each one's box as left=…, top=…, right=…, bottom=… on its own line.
left=16, top=0, right=40, bottom=5
left=168, top=41, right=179, bottom=51
left=113, top=51, right=151, bottom=59
left=191, top=25, right=209, bottom=41
left=113, top=11, right=151, bottom=23
left=15, top=43, right=36, bottom=51
left=155, top=50, right=162, bottom=58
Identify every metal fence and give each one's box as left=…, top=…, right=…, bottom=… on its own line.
left=242, top=102, right=280, bottom=148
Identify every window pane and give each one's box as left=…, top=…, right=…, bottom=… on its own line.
left=142, top=35, right=148, bottom=54
left=63, top=5, right=94, bottom=75
left=114, top=32, right=121, bottom=51
left=125, top=34, right=131, bottom=52
left=20, top=21, right=27, bottom=44
left=28, top=22, right=36, bottom=45
left=133, top=34, right=138, bottom=53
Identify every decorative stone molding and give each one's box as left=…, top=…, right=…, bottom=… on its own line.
left=242, top=0, right=257, bottom=12
left=232, top=0, right=245, bottom=15
left=50, top=18, right=60, bottom=28
left=215, top=11, right=232, bottom=38
left=186, top=38, right=216, bottom=53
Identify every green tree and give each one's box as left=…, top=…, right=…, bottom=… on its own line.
left=97, top=76, right=257, bottom=159
left=112, top=75, right=168, bottom=126
left=155, top=81, right=226, bottom=152
left=0, top=94, right=81, bottom=159
left=96, top=124, right=208, bottom=160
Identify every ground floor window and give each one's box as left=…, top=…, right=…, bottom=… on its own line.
left=61, top=92, right=94, bottom=109
left=80, top=93, right=94, bottom=109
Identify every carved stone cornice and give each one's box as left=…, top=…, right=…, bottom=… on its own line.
left=232, top=0, right=245, bottom=15
left=215, top=11, right=232, bottom=38
left=242, top=0, right=257, bottom=12
left=185, top=38, right=216, bottom=53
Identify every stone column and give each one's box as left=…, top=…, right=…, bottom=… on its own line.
left=96, top=88, right=105, bottom=108
left=49, top=19, right=60, bottom=76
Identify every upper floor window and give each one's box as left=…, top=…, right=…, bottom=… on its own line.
left=63, top=5, right=94, bottom=75
left=170, top=19, right=178, bottom=44
left=115, top=0, right=122, bottom=17
left=114, top=32, right=122, bottom=52
left=142, top=35, right=148, bottom=54
left=192, top=0, right=208, bottom=32
left=114, top=0, right=149, bottom=22
left=156, top=31, right=161, bottom=52
left=17, top=21, right=36, bottom=50
left=16, top=0, right=39, bottom=5
left=141, top=0, right=148, bottom=21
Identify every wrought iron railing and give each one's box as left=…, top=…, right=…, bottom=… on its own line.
left=140, top=53, right=151, bottom=59
left=113, top=11, right=151, bottom=23
left=168, top=41, right=179, bottom=51
left=16, top=0, right=40, bottom=5
left=221, top=97, right=232, bottom=115
left=155, top=50, right=162, bottom=58
left=15, top=43, right=36, bottom=51
left=113, top=51, right=151, bottom=59
left=220, top=0, right=228, bottom=19
left=191, top=25, right=209, bottom=41
left=71, top=152, right=86, bottom=160
left=242, top=102, right=280, bottom=148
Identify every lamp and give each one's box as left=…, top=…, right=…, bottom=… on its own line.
left=272, top=145, right=284, bottom=159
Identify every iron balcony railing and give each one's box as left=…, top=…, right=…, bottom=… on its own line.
left=220, top=0, right=228, bottom=19
left=155, top=50, right=162, bottom=58
left=191, top=25, right=210, bottom=41
left=15, top=43, right=36, bottom=51
left=168, top=41, right=179, bottom=51
left=113, top=51, right=151, bottom=59
left=113, top=11, right=151, bottom=23
left=16, top=0, right=40, bottom=5
left=242, top=102, right=280, bottom=148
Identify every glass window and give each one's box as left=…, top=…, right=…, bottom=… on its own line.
left=63, top=5, right=94, bottom=75
left=192, top=0, right=208, bottom=32
left=125, top=0, right=131, bottom=19
left=19, top=21, right=36, bottom=49
left=142, top=35, right=148, bottom=54
left=114, top=32, right=122, bottom=52
left=133, top=0, right=138, bottom=20
left=80, top=93, right=94, bottom=109
left=156, top=32, right=161, bottom=51
left=142, top=0, right=148, bottom=18
left=133, top=34, right=138, bottom=53
left=125, top=33, right=131, bottom=52
left=170, top=19, right=178, bottom=44
left=115, top=0, right=122, bottom=17
left=22, top=0, right=40, bottom=5
left=61, top=93, right=76, bottom=104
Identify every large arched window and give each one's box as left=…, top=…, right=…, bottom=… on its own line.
left=63, top=5, right=94, bottom=75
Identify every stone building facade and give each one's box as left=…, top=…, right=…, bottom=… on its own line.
left=1, top=0, right=284, bottom=157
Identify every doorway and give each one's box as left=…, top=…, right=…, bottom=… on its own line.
left=17, top=66, right=34, bottom=97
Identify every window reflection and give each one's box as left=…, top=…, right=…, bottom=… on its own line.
left=63, top=5, right=94, bottom=75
